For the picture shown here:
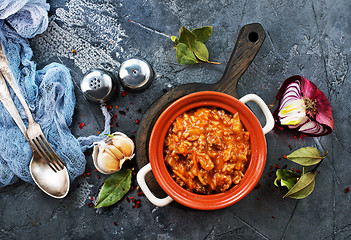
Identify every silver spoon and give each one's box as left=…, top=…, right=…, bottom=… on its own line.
left=0, top=72, right=69, bottom=198
left=29, top=151, right=69, bottom=198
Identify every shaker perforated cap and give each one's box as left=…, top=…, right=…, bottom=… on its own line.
left=80, top=69, right=118, bottom=102
left=119, top=58, right=153, bottom=91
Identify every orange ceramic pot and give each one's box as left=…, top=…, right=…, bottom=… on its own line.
left=137, top=91, right=274, bottom=210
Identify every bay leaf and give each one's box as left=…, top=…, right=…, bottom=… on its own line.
left=172, top=26, right=219, bottom=65
left=191, top=26, right=213, bottom=43
left=193, top=41, right=209, bottom=62
left=95, top=169, right=132, bottom=208
left=281, top=178, right=298, bottom=190
left=283, top=171, right=316, bottom=199
left=275, top=169, right=300, bottom=190
left=302, top=166, right=311, bottom=175
left=276, top=169, right=300, bottom=180
left=179, top=26, right=197, bottom=50
left=287, top=147, right=323, bottom=166
left=176, top=43, right=199, bottom=65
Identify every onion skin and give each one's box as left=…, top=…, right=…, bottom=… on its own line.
left=274, top=75, right=334, bottom=136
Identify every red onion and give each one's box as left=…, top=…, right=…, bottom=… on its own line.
left=274, top=75, right=333, bottom=136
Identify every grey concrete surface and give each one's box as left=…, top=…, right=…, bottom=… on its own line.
left=1, top=0, right=350, bottom=239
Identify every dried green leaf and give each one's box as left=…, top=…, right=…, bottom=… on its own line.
left=276, top=169, right=300, bottom=180
left=175, top=43, right=199, bottom=65
left=179, top=26, right=197, bottom=51
left=193, top=41, right=209, bottom=62
left=95, top=169, right=132, bottom=208
left=171, top=36, right=179, bottom=46
left=287, top=147, right=323, bottom=166
left=192, top=26, right=213, bottom=43
left=303, top=166, right=311, bottom=175
left=281, top=179, right=298, bottom=190
left=283, top=171, right=316, bottom=199
left=274, top=169, right=300, bottom=190
left=172, top=26, right=220, bottom=65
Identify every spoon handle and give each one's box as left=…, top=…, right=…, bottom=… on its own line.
left=0, top=43, right=35, bottom=125
left=0, top=72, right=28, bottom=140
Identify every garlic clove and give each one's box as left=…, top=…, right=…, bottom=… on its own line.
left=104, top=147, right=118, bottom=160
left=99, top=151, right=120, bottom=172
left=107, top=145, right=124, bottom=160
left=111, top=136, right=134, bottom=157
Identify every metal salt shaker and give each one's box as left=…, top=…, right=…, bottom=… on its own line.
left=119, top=58, right=153, bottom=91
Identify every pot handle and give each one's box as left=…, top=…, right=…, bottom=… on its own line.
left=137, top=163, right=174, bottom=207
left=239, top=94, right=274, bottom=135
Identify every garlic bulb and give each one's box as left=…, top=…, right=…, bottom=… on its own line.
left=92, top=132, right=135, bottom=174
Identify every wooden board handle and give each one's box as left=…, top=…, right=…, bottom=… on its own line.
left=214, top=23, right=266, bottom=96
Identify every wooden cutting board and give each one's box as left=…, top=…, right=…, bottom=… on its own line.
left=135, top=23, right=266, bottom=197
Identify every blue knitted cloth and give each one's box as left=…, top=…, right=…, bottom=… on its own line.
left=0, top=0, right=109, bottom=186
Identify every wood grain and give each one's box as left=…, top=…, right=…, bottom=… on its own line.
left=135, top=23, right=266, bottom=196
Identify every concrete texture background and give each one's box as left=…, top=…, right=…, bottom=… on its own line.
left=0, top=0, right=350, bottom=239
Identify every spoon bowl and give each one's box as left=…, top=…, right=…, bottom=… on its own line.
left=29, top=151, right=70, bottom=198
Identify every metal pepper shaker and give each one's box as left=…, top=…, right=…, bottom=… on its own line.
left=80, top=69, right=118, bottom=102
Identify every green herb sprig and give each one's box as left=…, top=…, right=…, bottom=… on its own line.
left=171, top=26, right=220, bottom=65
left=274, top=147, right=327, bottom=199
left=104, top=133, right=114, bottom=138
